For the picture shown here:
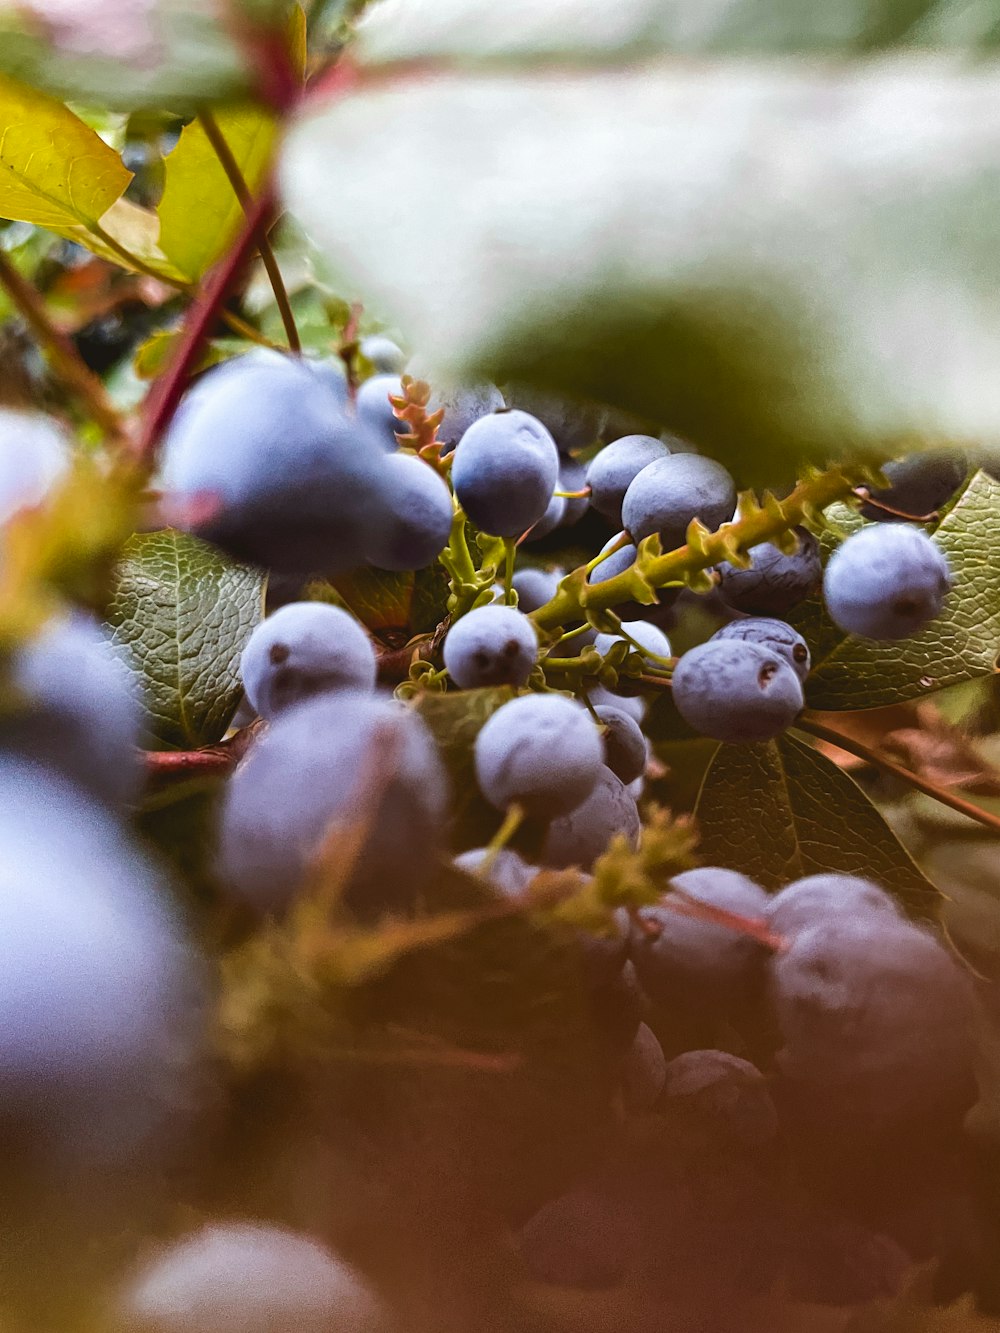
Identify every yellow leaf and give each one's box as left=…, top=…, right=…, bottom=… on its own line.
left=157, top=103, right=278, bottom=282
left=0, top=71, right=130, bottom=230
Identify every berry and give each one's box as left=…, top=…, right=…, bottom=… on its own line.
left=587, top=684, right=646, bottom=725
left=0, top=407, right=69, bottom=527
left=519, top=1188, right=634, bottom=1289
left=453, top=847, right=536, bottom=897
left=218, top=692, right=448, bottom=919
left=239, top=602, right=377, bottom=720
left=862, top=450, right=967, bottom=521
left=770, top=914, right=975, bottom=1130
left=593, top=705, right=647, bottom=784
left=451, top=410, right=559, bottom=537
left=525, top=490, right=566, bottom=541
left=711, top=617, right=811, bottom=682
left=671, top=639, right=804, bottom=742
left=630, top=867, right=770, bottom=1016
left=121, top=1223, right=383, bottom=1333
left=360, top=334, right=406, bottom=372
left=474, top=693, right=603, bottom=818
left=511, top=566, right=560, bottom=612
left=363, top=452, right=453, bottom=570
left=661, top=1050, right=779, bottom=1149
left=542, top=765, right=641, bottom=870
left=160, top=350, right=388, bottom=574
left=443, top=605, right=539, bottom=689
left=823, top=524, right=952, bottom=640
left=622, top=454, right=737, bottom=549
left=717, top=528, right=821, bottom=616
left=0, top=759, right=204, bottom=1163
left=587, top=435, right=670, bottom=526
left=5, top=612, right=142, bottom=807
left=595, top=619, right=672, bottom=664
left=355, top=372, right=404, bottom=446
left=767, top=873, right=901, bottom=938
left=621, top=1021, right=667, bottom=1114
left=432, top=380, right=505, bottom=450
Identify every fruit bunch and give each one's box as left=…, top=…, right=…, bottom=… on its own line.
left=0, top=341, right=986, bottom=1331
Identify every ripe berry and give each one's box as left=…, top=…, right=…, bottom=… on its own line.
left=671, top=639, right=804, bottom=742
left=823, top=524, right=951, bottom=640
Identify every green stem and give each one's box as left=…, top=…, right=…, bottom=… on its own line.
left=198, top=108, right=301, bottom=353
left=503, top=537, right=516, bottom=606
left=530, top=466, right=858, bottom=633
left=795, top=713, right=1000, bottom=838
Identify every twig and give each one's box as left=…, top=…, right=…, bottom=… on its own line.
left=198, top=109, right=301, bottom=352
left=0, top=250, right=124, bottom=439
left=796, top=713, right=1000, bottom=838
left=134, top=184, right=277, bottom=466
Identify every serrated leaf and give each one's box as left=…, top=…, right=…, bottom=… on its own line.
left=415, top=686, right=513, bottom=847
left=331, top=565, right=415, bottom=637
left=355, top=0, right=1000, bottom=64
left=284, top=61, right=1000, bottom=485
left=105, top=529, right=264, bottom=750
left=157, top=104, right=278, bottom=281
left=806, top=470, right=1000, bottom=710
left=693, top=732, right=937, bottom=917
left=0, top=71, right=130, bottom=229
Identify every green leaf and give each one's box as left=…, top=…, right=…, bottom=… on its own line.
left=0, top=71, right=130, bottom=230
left=0, top=3, right=252, bottom=111
left=355, top=0, right=1000, bottom=64
left=330, top=565, right=416, bottom=638
left=415, top=686, right=513, bottom=847
left=157, top=105, right=278, bottom=282
left=693, top=731, right=938, bottom=917
left=105, top=530, right=264, bottom=750
left=283, top=60, right=1000, bottom=485
left=806, top=470, right=1000, bottom=710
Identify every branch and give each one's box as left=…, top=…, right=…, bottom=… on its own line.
left=198, top=109, right=301, bottom=352
left=795, top=712, right=1000, bottom=838
left=0, top=250, right=124, bottom=440
left=530, top=466, right=859, bottom=632
left=134, top=183, right=277, bottom=468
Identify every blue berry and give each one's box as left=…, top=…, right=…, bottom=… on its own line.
left=710, top=617, right=811, bottom=682
left=823, top=524, right=951, bottom=640
left=862, top=450, right=966, bottom=521
left=5, top=612, right=142, bottom=807
left=443, top=605, right=538, bottom=689
left=622, top=455, right=737, bottom=549
left=122, top=1223, right=383, bottom=1333
left=630, top=867, right=770, bottom=1015
left=594, top=705, right=647, bottom=784
left=511, top=566, right=560, bottom=612
left=671, top=639, right=804, bottom=742
left=363, top=452, right=453, bottom=570
left=451, top=410, right=560, bottom=537
left=360, top=334, right=406, bottom=372
left=771, top=914, right=974, bottom=1130
left=0, top=759, right=204, bottom=1162
left=0, top=407, right=69, bottom=526
left=355, top=372, right=404, bottom=446
left=161, top=350, right=387, bottom=574
left=542, top=765, right=641, bottom=870
left=767, top=873, right=900, bottom=938
left=587, top=684, right=646, bottom=726
left=239, top=602, right=377, bottom=719
left=717, top=528, right=821, bottom=616
left=525, top=490, right=566, bottom=541
left=661, top=1050, right=778, bottom=1148
left=453, top=847, right=536, bottom=897
left=587, top=435, right=670, bottom=526
left=595, top=619, right=672, bottom=664
left=219, top=692, right=448, bottom=918
left=474, top=693, right=603, bottom=818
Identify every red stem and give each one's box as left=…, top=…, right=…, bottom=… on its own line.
left=134, top=185, right=276, bottom=467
